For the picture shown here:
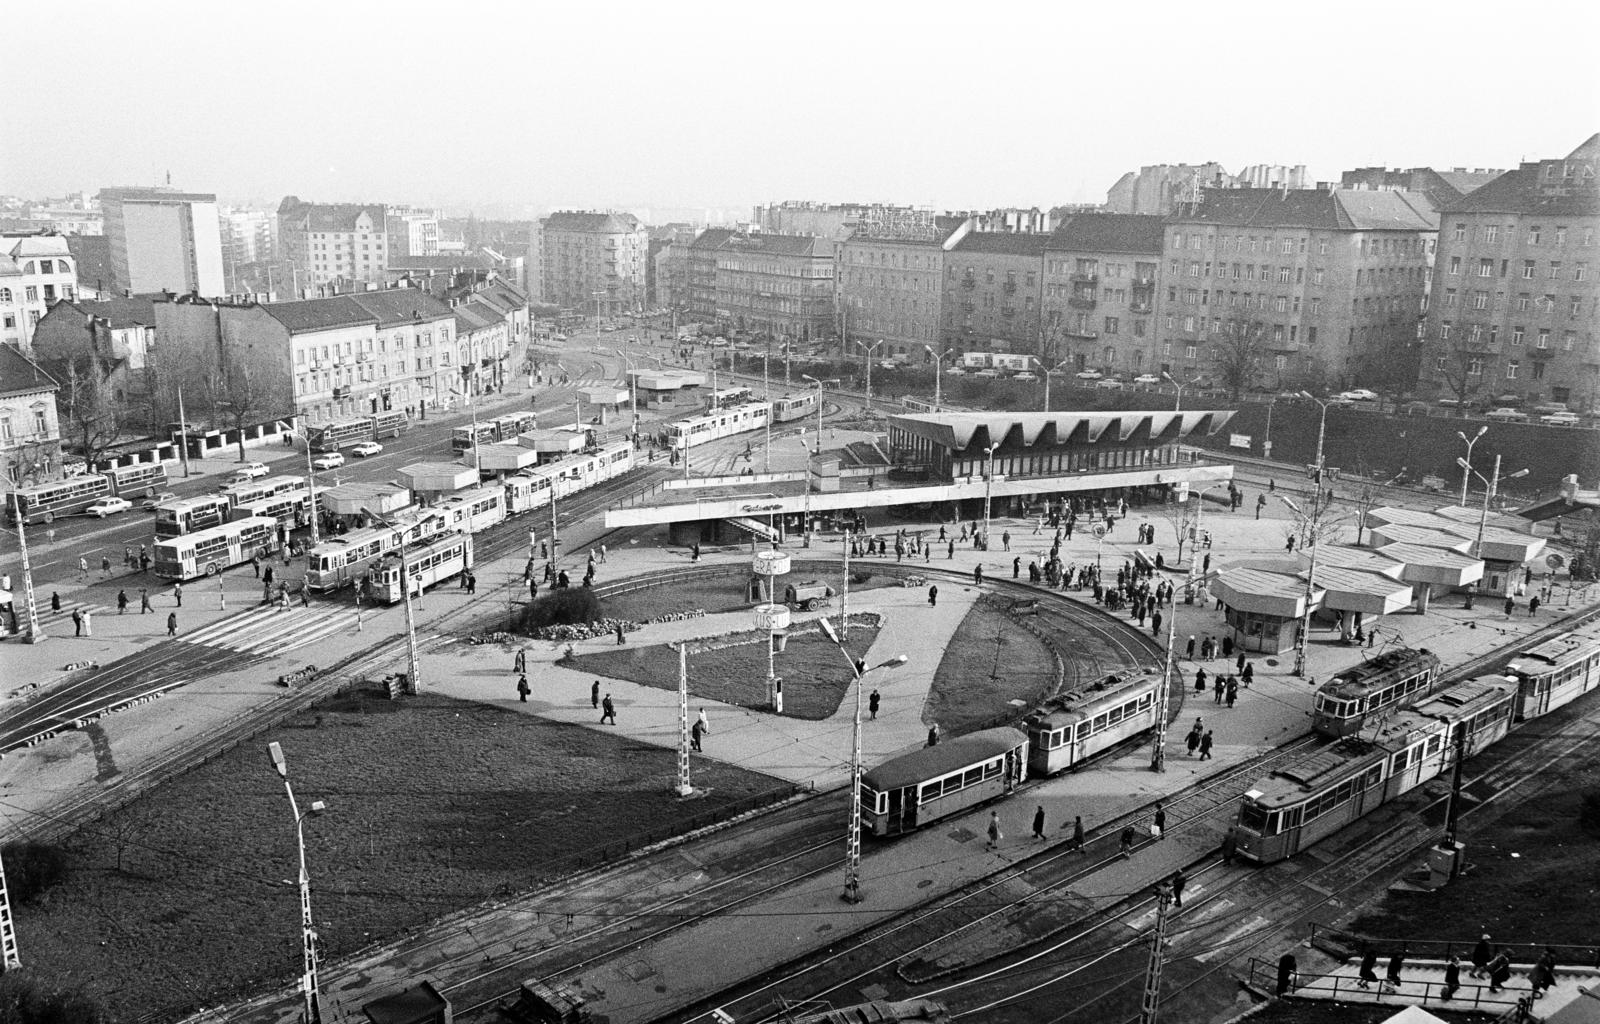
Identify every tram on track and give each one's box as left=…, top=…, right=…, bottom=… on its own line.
left=1024, top=673, right=1164, bottom=776
left=368, top=532, right=474, bottom=604
left=666, top=401, right=771, bottom=450
left=859, top=728, right=1028, bottom=837
left=1506, top=630, right=1600, bottom=719
left=304, top=511, right=450, bottom=593
left=772, top=391, right=820, bottom=423
left=1311, top=647, right=1444, bottom=737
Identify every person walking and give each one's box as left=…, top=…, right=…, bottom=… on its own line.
left=591, top=680, right=601, bottom=709
left=927, top=723, right=940, bottom=747
left=1151, top=608, right=1162, bottom=636
left=1530, top=594, right=1541, bottom=615
left=1194, top=666, right=1207, bottom=694
left=869, top=688, right=881, bottom=719
left=1032, top=805, right=1046, bottom=840
left=166, top=611, right=178, bottom=637
left=1442, top=955, right=1461, bottom=1000
left=615, top=621, right=626, bottom=645
left=1504, top=594, right=1516, bottom=618
left=252, top=553, right=261, bottom=578
left=1199, top=729, right=1214, bottom=760
left=514, top=648, right=528, bottom=674
left=1186, top=726, right=1201, bottom=757
left=1384, top=949, right=1405, bottom=992
left=72, top=608, right=83, bottom=637
left=1213, top=675, right=1225, bottom=704
left=51, top=591, right=61, bottom=613
left=117, top=589, right=129, bottom=614
left=1241, top=662, right=1254, bottom=687
left=985, top=810, right=1002, bottom=851
left=697, top=707, right=710, bottom=739
left=1012, top=556, right=1021, bottom=579
left=928, top=585, right=938, bottom=607
left=1532, top=948, right=1557, bottom=999
left=516, top=674, right=530, bottom=702
left=1276, top=952, right=1297, bottom=995
left=1170, top=868, right=1186, bottom=909
left=1070, top=815, right=1085, bottom=853
left=1487, top=952, right=1512, bottom=993
left=600, top=694, right=616, bottom=724
left=78, top=557, right=89, bottom=582
left=263, top=565, right=275, bottom=587
left=1153, top=802, right=1167, bottom=840
left=1119, top=825, right=1136, bottom=857
left=691, top=717, right=704, bottom=751
left=1470, top=934, right=1493, bottom=979
left=101, top=555, right=111, bottom=577
left=173, top=582, right=183, bottom=607
left=1226, top=678, right=1239, bottom=708
left=1357, top=946, right=1379, bottom=989
left=140, top=588, right=151, bottom=614
left=1186, top=634, right=1197, bottom=658
left=973, top=564, right=983, bottom=586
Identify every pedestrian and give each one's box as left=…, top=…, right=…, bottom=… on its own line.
left=1170, top=868, right=1186, bottom=908
left=1368, top=627, right=1377, bottom=649
left=1120, top=825, right=1135, bottom=857
left=1220, top=830, right=1237, bottom=865
left=591, top=680, right=601, bottom=709
left=173, top=582, right=183, bottom=607
left=71, top=607, right=83, bottom=636
left=1442, top=955, right=1461, bottom=1000
left=263, top=565, right=275, bottom=587
left=1530, top=595, right=1541, bottom=615
left=1200, top=729, right=1214, bottom=760
left=1276, top=952, right=1297, bottom=995
left=1504, top=595, right=1516, bottom=618
left=1153, top=802, right=1167, bottom=839
left=1194, top=666, right=1207, bottom=694
left=123, top=544, right=133, bottom=567
left=1186, top=727, right=1201, bottom=757
left=51, top=591, right=61, bottom=613
left=1384, top=950, right=1405, bottom=992
left=927, top=723, right=940, bottom=747
left=81, top=608, right=92, bottom=636
left=1241, top=662, right=1254, bottom=687
left=140, top=552, right=150, bottom=573
left=1032, top=805, right=1046, bottom=840
left=1213, top=675, right=1224, bottom=704
left=691, top=718, right=704, bottom=751
left=1470, top=934, right=1492, bottom=978
left=599, top=543, right=608, bottom=563
left=1226, top=678, right=1238, bottom=708
left=1357, top=946, right=1379, bottom=989
left=514, top=647, right=527, bottom=674
left=1532, top=948, right=1556, bottom=999
left=1488, top=952, right=1511, bottom=993
left=928, top=584, right=938, bottom=607
left=973, top=565, right=983, bottom=585
left=600, top=694, right=616, bottom=724
left=466, top=571, right=477, bottom=595
left=101, top=555, right=111, bottom=577
left=516, top=674, right=530, bottom=702
left=1070, top=815, right=1085, bottom=852
left=1002, top=530, right=1010, bottom=551
left=1236, top=651, right=1247, bottom=673
left=985, top=810, right=1002, bottom=850
left=166, top=611, right=178, bottom=637
left=140, top=588, right=151, bottom=613
left=869, top=689, right=880, bottom=719
left=1186, top=634, right=1196, bottom=658
left=1151, top=609, right=1162, bottom=636
left=301, top=584, right=310, bottom=607
left=117, top=589, right=128, bottom=614
left=1013, top=556, right=1020, bottom=579
left=252, top=554, right=261, bottom=578
left=948, top=540, right=955, bottom=559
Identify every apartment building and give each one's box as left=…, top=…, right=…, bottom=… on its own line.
left=100, top=187, right=224, bottom=297
left=0, top=232, right=78, bottom=352
left=1042, top=214, right=1165, bottom=376
left=538, top=211, right=648, bottom=317
left=30, top=295, right=159, bottom=417
left=713, top=232, right=835, bottom=341
left=838, top=217, right=970, bottom=359
left=939, top=232, right=1048, bottom=354
left=0, top=345, right=62, bottom=489
left=1419, top=134, right=1600, bottom=412
left=276, top=197, right=390, bottom=290
left=686, top=227, right=736, bottom=321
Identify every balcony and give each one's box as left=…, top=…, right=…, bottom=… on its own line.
left=1066, top=326, right=1099, bottom=340
left=1068, top=296, right=1097, bottom=311
left=1134, top=276, right=1155, bottom=287
left=1530, top=346, right=1555, bottom=360
left=962, top=276, right=976, bottom=290
left=1129, top=301, right=1153, bottom=314
left=1002, top=280, right=1017, bottom=295
left=1070, top=272, right=1099, bottom=284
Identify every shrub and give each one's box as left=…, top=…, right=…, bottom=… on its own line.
left=0, top=972, right=107, bottom=1023
left=1580, top=788, right=1600, bottom=836
left=1, top=842, right=68, bottom=905
left=518, top=588, right=603, bottom=632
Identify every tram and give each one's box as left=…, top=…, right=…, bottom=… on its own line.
left=666, top=401, right=771, bottom=450
left=772, top=391, right=820, bottom=423
left=154, top=493, right=234, bottom=538
left=859, top=728, right=1028, bottom=837
left=1506, top=629, right=1600, bottom=719
left=430, top=483, right=509, bottom=535
left=152, top=516, right=280, bottom=580
left=368, top=532, right=474, bottom=604
left=1311, top=647, right=1444, bottom=737
left=304, top=511, right=448, bottom=593
left=1024, top=673, right=1164, bottom=776
left=1230, top=678, right=1518, bottom=864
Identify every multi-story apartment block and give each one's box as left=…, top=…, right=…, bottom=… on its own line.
left=654, top=242, right=689, bottom=312
left=686, top=227, right=736, bottom=322
left=276, top=197, right=390, bottom=291
left=1419, top=134, right=1600, bottom=412
left=219, top=208, right=275, bottom=293
left=0, top=192, right=103, bottom=236
left=0, top=345, right=63, bottom=489
left=1105, top=164, right=1229, bottom=215
left=1339, top=166, right=1504, bottom=210
left=712, top=233, right=835, bottom=341
left=538, top=211, right=648, bottom=318
left=100, top=187, right=224, bottom=297
left=939, top=232, right=1048, bottom=354
left=1, top=232, right=79, bottom=352
left=752, top=202, right=930, bottom=242
left=387, top=207, right=441, bottom=258
left=1042, top=214, right=1165, bottom=377
left=1157, top=188, right=1437, bottom=392
left=838, top=217, right=970, bottom=359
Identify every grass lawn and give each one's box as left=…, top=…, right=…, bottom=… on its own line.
left=924, top=594, right=1057, bottom=734
left=11, top=689, right=785, bottom=1023
left=568, top=615, right=882, bottom=720
left=599, top=565, right=899, bottom=623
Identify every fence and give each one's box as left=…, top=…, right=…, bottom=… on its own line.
left=1246, top=957, right=1535, bottom=1014
left=1307, top=924, right=1600, bottom=971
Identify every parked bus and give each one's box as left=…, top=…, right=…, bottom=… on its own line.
left=368, top=533, right=474, bottom=604
left=308, top=417, right=374, bottom=453
left=233, top=489, right=318, bottom=534
left=4, top=474, right=112, bottom=525
left=152, top=516, right=279, bottom=580
left=370, top=409, right=408, bottom=439
left=104, top=462, right=170, bottom=499
left=219, top=475, right=307, bottom=509
left=492, top=411, right=538, bottom=439
left=154, top=494, right=234, bottom=538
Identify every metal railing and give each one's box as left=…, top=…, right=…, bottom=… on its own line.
left=1246, top=957, right=1533, bottom=1012
left=1307, top=924, right=1600, bottom=970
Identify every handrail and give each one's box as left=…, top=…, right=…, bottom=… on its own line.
left=1246, top=956, right=1534, bottom=1011
left=1307, top=923, right=1600, bottom=971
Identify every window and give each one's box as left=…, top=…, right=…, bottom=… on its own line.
left=1453, top=223, right=1466, bottom=241
left=1184, top=344, right=1197, bottom=359
left=1485, top=225, right=1499, bottom=244
left=1441, top=321, right=1453, bottom=340
left=1512, top=326, right=1525, bottom=346
left=1556, top=226, right=1567, bottom=245
left=1478, top=258, right=1493, bottom=277
left=1572, top=297, right=1585, bottom=318
left=1506, top=360, right=1519, bottom=379
left=1281, top=238, right=1293, bottom=254
left=33, top=408, right=46, bottom=434
left=1468, top=356, right=1484, bottom=376
left=1549, top=261, right=1563, bottom=279
left=1577, top=263, right=1589, bottom=282
left=1444, top=289, right=1458, bottom=307
left=1449, top=257, right=1461, bottom=276
left=24, top=286, right=38, bottom=302
left=1313, top=267, right=1324, bottom=285
left=1523, top=260, right=1536, bottom=279
left=1319, top=239, right=1329, bottom=255
left=1563, top=331, right=1576, bottom=351
left=1537, top=329, right=1550, bottom=349
left=1104, top=317, right=1119, bottom=335
left=1473, top=290, right=1488, bottom=310
left=1530, top=226, right=1542, bottom=245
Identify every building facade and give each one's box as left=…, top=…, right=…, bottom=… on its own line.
left=538, top=211, right=648, bottom=317
left=1105, top=164, right=1229, bottom=215
left=219, top=208, right=275, bottom=292
left=0, top=346, right=62, bottom=490
left=387, top=207, right=441, bottom=258
left=686, top=227, right=735, bottom=322
left=1418, top=135, right=1600, bottom=413
left=712, top=233, right=835, bottom=341
left=99, top=187, right=224, bottom=297
left=939, top=232, right=1048, bottom=354
left=276, top=197, right=390, bottom=291
left=30, top=295, right=159, bottom=420
left=1, top=233, right=79, bottom=352
left=1157, top=189, right=1437, bottom=392
left=1042, top=214, right=1165, bottom=376
left=838, top=217, right=970, bottom=359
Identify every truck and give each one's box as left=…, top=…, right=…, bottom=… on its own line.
left=783, top=580, right=837, bottom=610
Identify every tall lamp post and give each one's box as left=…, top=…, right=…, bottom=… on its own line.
left=267, top=741, right=327, bottom=1024
left=362, top=508, right=423, bottom=693
left=282, top=427, right=323, bottom=548
left=801, top=374, right=826, bottom=454
left=1456, top=454, right=1528, bottom=608
left=981, top=443, right=999, bottom=551
left=1279, top=495, right=1320, bottom=677
left=1457, top=426, right=1488, bottom=508
left=1039, top=357, right=1072, bottom=413
left=923, top=345, right=950, bottom=411
left=856, top=339, right=883, bottom=415
left=817, top=616, right=906, bottom=904
left=7, top=493, right=45, bottom=644
left=1162, top=372, right=1201, bottom=413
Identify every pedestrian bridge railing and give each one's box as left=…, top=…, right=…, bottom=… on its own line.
left=1246, top=957, right=1529, bottom=1013
left=1306, top=924, right=1600, bottom=971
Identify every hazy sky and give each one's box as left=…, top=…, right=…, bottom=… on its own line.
left=4, top=0, right=1597, bottom=220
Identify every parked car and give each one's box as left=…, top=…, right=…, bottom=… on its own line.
left=1012, top=371, right=1039, bottom=382
left=1485, top=407, right=1529, bottom=423
left=1336, top=388, right=1380, bottom=403
left=973, top=369, right=1000, bottom=378
left=945, top=367, right=967, bottom=376
left=1531, top=402, right=1570, bottom=416
left=312, top=452, right=346, bottom=470
left=351, top=441, right=383, bottom=457
left=86, top=497, right=134, bottom=518
left=1540, top=411, right=1581, bottom=426
left=142, top=491, right=178, bottom=508
left=235, top=461, right=270, bottom=480
left=1133, top=374, right=1161, bottom=386
left=1075, top=370, right=1103, bottom=381
left=1096, top=378, right=1126, bottom=390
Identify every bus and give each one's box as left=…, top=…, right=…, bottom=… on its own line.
left=308, top=417, right=374, bottom=453
left=451, top=421, right=498, bottom=454
left=154, top=494, right=234, bottom=538
left=219, top=475, right=307, bottom=509
left=153, top=516, right=279, bottom=580
left=104, top=462, right=170, bottom=499
left=4, top=474, right=112, bottom=525
left=491, top=411, right=538, bottom=440
left=369, top=533, right=474, bottom=604
left=233, top=489, right=318, bottom=534
left=370, top=409, right=409, bottom=439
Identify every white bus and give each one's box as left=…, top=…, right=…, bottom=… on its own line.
left=369, top=533, right=474, bottom=604
left=219, top=475, right=307, bottom=509
left=105, top=461, right=171, bottom=498
left=233, top=489, right=318, bottom=534
left=5, top=474, right=112, bottom=525
left=666, top=401, right=771, bottom=450
left=153, top=516, right=279, bottom=581
left=154, top=494, right=234, bottom=538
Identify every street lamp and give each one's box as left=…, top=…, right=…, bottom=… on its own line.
left=982, top=443, right=999, bottom=551
left=856, top=339, right=884, bottom=414
left=1039, top=357, right=1072, bottom=413
left=1456, top=455, right=1528, bottom=608
left=817, top=616, right=906, bottom=904
left=1279, top=495, right=1320, bottom=677
left=1457, top=426, right=1488, bottom=508
left=1162, top=372, right=1201, bottom=413
left=282, top=427, right=323, bottom=548
left=362, top=507, right=423, bottom=694
left=267, top=741, right=327, bottom=1024
left=924, top=345, right=951, bottom=412
left=801, top=374, right=826, bottom=454
left=6, top=493, right=45, bottom=644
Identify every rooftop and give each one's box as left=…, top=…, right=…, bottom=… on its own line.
left=1171, top=188, right=1438, bottom=232
left=99, top=186, right=218, bottom=205
left=1047, top=213, right=1166, bottom=255
left=950, top=232, right=1051, bottom=257
left=0, top=345, right=59, bottom=397
left=543, top=210, right=643, bottom=234
left=887, top=409, right=1235, bottom=453
left=718, top=233, right=830, bottom=258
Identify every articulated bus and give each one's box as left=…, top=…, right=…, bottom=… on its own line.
left=233, top=489, right=318, bottom=534
left=154, top=494, right=234, bottom=538
left=369, top=532, right=474, bottom=604
left=104, top=462, right=171, bottom=498
left=153, top=516, right=280, bottom=580
left=5, top=474, right=112, bottom=525
left=219, top=475, right=307, bottom=509
left=370, top=409, right=409, bottom=439
left=308, top=417, right=375, bottom=453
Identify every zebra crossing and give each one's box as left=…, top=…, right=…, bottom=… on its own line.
left=178, top=602, right=366, bottom=656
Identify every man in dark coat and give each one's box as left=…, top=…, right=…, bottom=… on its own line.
left=591, top=680, right=601, bottom=709
left=600, top=694, right=616, bottom=724
left=1470, top=934, right=1493, bottom=978
left=928, top=585, right=938, bottom=607
left=1357, top=946, right=1379, bottom=989
left=1032, top=805, right=1046, bottom=840
left=1442, top=955, right=1461, bottom=1000
left=1169, top=868, right=1186, bottom=908
left=868, top=689, right=880, bottom=719
left=1276, top=953, right=1297, bottom=995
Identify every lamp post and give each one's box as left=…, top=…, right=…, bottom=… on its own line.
left=7, top=493, right=45, bottom=644
left=1162, top=372, right=1200, bottom=413
left=817, top=616, right=906, bottom=904
left=982, top=443, right=999, bottom=551
left=752, top=549, right=792, bottom=710
left=856, top=339, right=883, bottom=414
left=802, top=374, right=826, bottom=454
left=362, top=508, right=422, bottom=693
left=924, top=345, right=948, bottom=411
left=283, top=427, right=322, bottom=548
left=1184, top=484, right=1224, bottom=600
left=1457, top=426, right=1488, bottom=508
left=1040, top=357, right=1072, bottom=413
left=1279, top=495, right=1320, bottom=677
left=762, top=341, right=772, bottom=472
left=1456, top=454, right=1528, bottom=608
left=267, top=741, right=327, bottom=1024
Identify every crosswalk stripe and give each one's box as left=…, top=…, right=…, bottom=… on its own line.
left=180, top=605, right=363, bottom=656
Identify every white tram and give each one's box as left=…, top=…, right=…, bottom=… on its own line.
left=666, top=401, right=771, bottom=450
left=859, top=728, right=1029, bottom=837
left=369, top=532, right=474, bottom=604
left=772, top=391, right=820, bottom=423
left=1505, top=628, right=1600, bottom=720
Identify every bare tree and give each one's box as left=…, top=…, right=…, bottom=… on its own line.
left=1155, top=491, right=1198, bottom=569
left=1211, top=321, right=1268, bottom=401
left=59, top=360, right=121, bottom=466
left=1434, top=335, right=1488, bottom=417
left=214, top=333, right=293, bottom=464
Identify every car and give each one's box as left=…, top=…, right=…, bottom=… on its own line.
left=142, top=491, right=178, bottom=508
left=553, top=333, right=568, bottom=342
left=1012, top=371, right=1039, bottom=382
left=1540, top=411, right=1581, bottom=427
left=1336, top=388, right=1380, bottom=403
left=351, top=441, right=384, bottom=457
left=1096, top=378, right=1126, bottom=390
left=1075, top=370, right=1103, bottom=381
left=1485, top=407, right=1529, bottom=423
left=973, top=369, right=1000, bottom=378
left=86, top=497, right=133, bottom=518
left=1133, top=374, right=1161, bottom=386
left=945, top=367, right=967, bottom=376
left=312, top=452, right=346, bottom=470
left=235, top=461, right=270, bottom=480
left=1531, top=402, right=1570, bottom=416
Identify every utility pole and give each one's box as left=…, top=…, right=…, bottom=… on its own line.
left=1151, top=587, right=1178, bottom=772
left=841, top=528, right=852, bottom=641
left=8, top=493, right=45, bottom=645
left=1138, top=884, right=1175, bottom=1024
left=675, top=644, right=693, bottom=796
left=0, top=848, right=20, bottom=969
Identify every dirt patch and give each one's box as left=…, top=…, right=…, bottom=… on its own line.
left=925, top=594, right=1057, bottom=734
left=13, top=689, right=785, bottom=1023
left=569, top=615, right=883, bottom=720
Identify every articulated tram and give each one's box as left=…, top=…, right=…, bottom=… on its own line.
left=666, top=401, right=771, bottom=450
left=1506, top=632, right=1600, bottom=719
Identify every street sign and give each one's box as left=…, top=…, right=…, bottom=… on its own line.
left=1546, top=553, right=1566, bottom=569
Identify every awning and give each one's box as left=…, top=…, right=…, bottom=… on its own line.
left=1301, top=565, right=1415, bottom=616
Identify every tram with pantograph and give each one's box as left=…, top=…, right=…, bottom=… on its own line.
left=859, top=728, right=1028, bottom=837
left=1024, top=673, right=1164, bottom=776
left=1311, top=647, right=1444, bottom=737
